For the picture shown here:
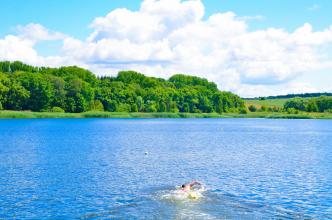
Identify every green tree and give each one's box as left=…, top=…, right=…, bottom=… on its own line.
left=131, top=103, right=138, bottom=112
left=182, top=103, right=190, bottom=112
left=117, top=103, right=131, bottom=112
left=89, top=100, right=104, bottom=111
left=284, top=98, right=306, bottom=111
left=260, top=105, right=267, bottom=112
left=214, top=94, right=224, bottom=114
left=158, top=101, right=167, bottom=112
left=136, top=96, right=144, bottom=111
left=146, top=101, right=157, bottom=112
left=306, top=100, right=318, bottom=112
left=5, top=82, right=30, bottom=110
left=47, top=75, right=66, bottom=109
left=248, top=105, right=257, bottom=112
left=14, top=72, right=53, bottom=111
left=51, top=106, right=65, bottom=113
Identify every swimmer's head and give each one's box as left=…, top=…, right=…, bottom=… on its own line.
left=181, top=184, right=185, bottom=188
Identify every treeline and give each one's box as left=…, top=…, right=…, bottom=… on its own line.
left=0, top=61, right=245, bottom=113
left=283, top=96, right=332, bottom=113
left=247, top=96, right=332, bottom=114
left=245, top=92, right=332, bottom=100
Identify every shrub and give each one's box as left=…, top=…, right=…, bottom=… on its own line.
left=51, top=106, right=65, bottom=113
left=146, top=104, right=157, bottom=112
left=272, top=106, right=281, bottom=112
left=287, top=108, right=299, bottom=114
left=260, top=105, right=267, bottom=112
left=131, top=103, right=138, bottom=112
left=0, top=101, right=3, bottom=110
left=248, top=105, right=257, bottom=112
left=284, top=98, right=306, bottom=111
left=239, top=108, right=248, bottom=114
left=117, top=103, right=131, bottom=112
left=89, top=100, right=104, bottom=111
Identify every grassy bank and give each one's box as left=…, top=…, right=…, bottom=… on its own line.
left=0, top=110, right=332, bottom=119
left=0, top=111, right=224, bottom=119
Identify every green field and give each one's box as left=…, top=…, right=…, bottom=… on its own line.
left=244, top=97, right=320, bottom=108
left=1, top=110, right=331, bottom=119
left=245, top=99, right=288, bottom=108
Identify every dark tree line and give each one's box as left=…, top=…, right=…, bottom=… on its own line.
left=245, top=92, right=332, bottom=100
left=0, top=61, right=245, bottom=113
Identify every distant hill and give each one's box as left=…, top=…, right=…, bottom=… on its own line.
left=244, top=93, right=332, bottom=100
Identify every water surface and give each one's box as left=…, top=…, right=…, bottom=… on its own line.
left=0, top=118, right=331, bottom=219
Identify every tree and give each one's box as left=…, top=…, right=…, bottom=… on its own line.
left=158, top=101, right=167, bottom=112
left=284, top=98, right=306, bottom=111
left=89, top=100, right=104, bottom=111
left=248, top=105, right=257, bottom=112
left=182, top=103, right=190, bottom=112
left=14, top=72, right=53, bottom=111
left=51, top=106, right=65, bottom=113
left=214, top=94, right=224, bottom=114
left=131, top=103, right=138, bottom=112
left=0, top=73, right=10, bottom=104
left=260, top=105, right=267, bottom=112
left=136, top=96, right=144, bottom=111
left=315, top=96, right=332, bottom=112
left=5, top=82, right=30, bottom=110
left=146, top=101, right=157, bottom=112
left=47, top=75, right=66, bottom=109
left=306, top=100, right=318, bottom=112
left=239, top=107, right=247, bottom=114
left=117, top=103, right=131, bottom=112
left=103, top=99, right=118, bottom=112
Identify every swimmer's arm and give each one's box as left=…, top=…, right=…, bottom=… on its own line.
left=189, top=180, right=202, bottom=187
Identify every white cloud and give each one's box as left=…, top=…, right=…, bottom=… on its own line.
left=1, top=0, right=332, bottom=97
left=88, top=0, right=204, bottom=43
left=17, top=23, right=66, bottom=43
left=0, top=23, right=69, bottom=67
left=0, top=35, right=38, bottom=63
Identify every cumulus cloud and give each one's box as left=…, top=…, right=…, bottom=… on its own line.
left=0, top=35, right=38, bottom=63
left=0, top=23, right=70, bottom=67
left=17, top=23, right=66, bottom=43
left=1, top=0, right=332, bottom=97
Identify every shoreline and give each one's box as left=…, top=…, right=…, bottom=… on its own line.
left=0, top=111, right=331, bottom=119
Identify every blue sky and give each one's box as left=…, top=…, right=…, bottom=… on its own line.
left=0, top=0, right=332, bottom=96
left=1, top=0, right=331, bottom=38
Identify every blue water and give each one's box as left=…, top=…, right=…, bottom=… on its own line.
left=0, top=118, right=331, bottom=219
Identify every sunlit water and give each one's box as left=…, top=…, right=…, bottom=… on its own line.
left=0, top=118, right=331, bottom=219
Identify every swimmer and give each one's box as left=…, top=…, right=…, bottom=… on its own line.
left=179, top=181, right=204, bottom=200
left=181, top=180, right=202, bottom=192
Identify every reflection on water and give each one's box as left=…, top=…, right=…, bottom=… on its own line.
left=0, top=118, right=331, bottom=219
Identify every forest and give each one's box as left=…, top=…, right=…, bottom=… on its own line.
left=0, top=61, right=245, bottom=114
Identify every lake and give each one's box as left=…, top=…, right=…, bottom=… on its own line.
left=0, top=118, right=331, bottom=219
